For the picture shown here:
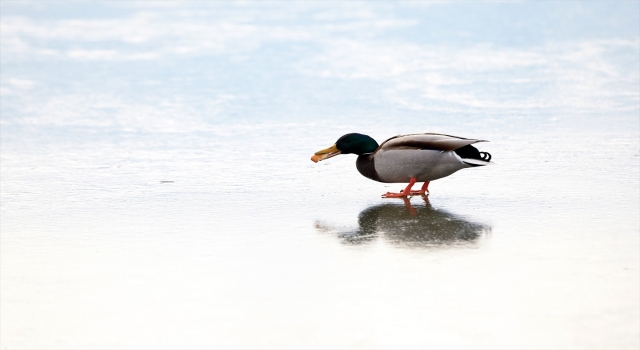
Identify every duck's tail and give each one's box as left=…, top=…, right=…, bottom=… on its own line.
left=454, top=144, right=493, bottom=167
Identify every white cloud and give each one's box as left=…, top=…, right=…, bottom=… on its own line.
left=0, top=78, right=37, bottom=96
left=8, top=93, right=241, bottom=133
left=0, top=2, right=636, bottom=128
left=8, top=78, right=36, bottom=89
left=66, top=50, right=159, bottom=61
left=298, top=38, right=640, bottom=113
left=0, top=4, right=416, bottom=62
left=0, top=14, right=263, bottom=59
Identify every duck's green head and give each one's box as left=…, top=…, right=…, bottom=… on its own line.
left=311, top=133, right=379, bottom=163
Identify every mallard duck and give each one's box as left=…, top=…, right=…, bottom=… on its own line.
left=311, top=133, right=492, bottom=198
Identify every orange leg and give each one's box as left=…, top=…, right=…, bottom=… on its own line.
left=382, top=177, right=417, bottom=198
left=409, top=181, right=430, bottom=195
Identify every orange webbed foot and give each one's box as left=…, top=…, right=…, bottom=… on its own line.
left=382, top=191, right=409, bottom=198
left=382, top=178, right=418, bottom=199
left=409, top=181, right=430, bottom=196
left=408, top=190, right=429, bottom=195
left=382, top=177, right=429, bottom=198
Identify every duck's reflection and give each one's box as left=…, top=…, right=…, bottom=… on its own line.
left=315, top=196, right=491, bottom=248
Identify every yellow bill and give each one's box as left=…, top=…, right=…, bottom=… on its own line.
left=311, top=144, right=341, bottom=163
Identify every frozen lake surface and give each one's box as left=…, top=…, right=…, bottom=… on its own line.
left=1, top=2, right=639, bottom=349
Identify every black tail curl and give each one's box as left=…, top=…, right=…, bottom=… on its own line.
left=479, top=152, right=491, bottom=162
left=454, top=144, right=491, bottom=162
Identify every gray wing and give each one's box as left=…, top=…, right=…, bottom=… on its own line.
left=378, top=133, right=488, bottom=152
